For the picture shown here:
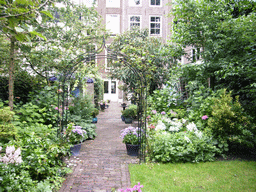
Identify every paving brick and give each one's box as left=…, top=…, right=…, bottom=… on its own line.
left=59, top=102, right=139, bottom=192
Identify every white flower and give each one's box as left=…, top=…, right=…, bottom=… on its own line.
left=195, top=131, right=203, bottom=139
left=0, top=146, right=2, bottom=152
left=182, top=118, right=187, bottom=124
left=5, top=146, right=15, bottom=155
left=169, top=119, right=182, bottom=132
left=155, top=120, right=166, bottom=131
left=186, top=122, right=198, bottom=132
left=184, top=136, right=191, bottom=143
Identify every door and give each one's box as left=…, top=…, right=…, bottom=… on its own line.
left=104, top=79, right=118, bottom=101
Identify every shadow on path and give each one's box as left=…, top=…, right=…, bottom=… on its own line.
left=59, top=102, right=138, bottom=192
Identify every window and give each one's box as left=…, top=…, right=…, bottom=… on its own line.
left=106, top=0, right=120, bottom=8
left=150, top=16, right=161, bottom=36
left=192, top=48, right=201, bottom=63
left=129, top=0, right=141, bottom=6
left=129, top=16, right=141, bottom=30
left=150, top=0, right=161, bottom=6
left=111, top=81, right=116, bottom=94
left=104, top=81, right=109, bottom=93
left=106, top=14, right=120, bottom=35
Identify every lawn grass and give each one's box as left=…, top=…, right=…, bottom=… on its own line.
left=129, top=160, right=256, bottom=192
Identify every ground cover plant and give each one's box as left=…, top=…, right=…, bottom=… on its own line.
left=129, top=161, right=256, bottom=192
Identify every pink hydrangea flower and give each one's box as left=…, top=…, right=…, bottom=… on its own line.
left=152, top=110, right=157, bottom=114
left=202, top=115, right=208, bottom=120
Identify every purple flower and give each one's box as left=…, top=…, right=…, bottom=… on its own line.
left=161, top=111, right=166, bottom=115
left=54, top=107, right=58, bottom=110
left=152, top=110, right=157, bottom=114
left=202, top=115, right=208, bottom=120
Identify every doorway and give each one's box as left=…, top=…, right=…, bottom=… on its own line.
left=103, top=79, right=118, bottom=102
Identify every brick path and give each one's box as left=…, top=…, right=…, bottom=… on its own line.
left=59, top=102, right=139, bottom=192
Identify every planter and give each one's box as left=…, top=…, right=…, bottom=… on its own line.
left=126, top=144, right=139, bottom=156
left=121, top=103, right=127, bottom=110
left=124, top=117, right=133, bottom=124
left=70, top=143, right=81, bottom=156
left=106, top=104, right=109, bottom=108
left=100, top=104, right=105, bottom=111
left=92, top=117, right=98, bottom=123
left=121, top=115, right=125, bottom=121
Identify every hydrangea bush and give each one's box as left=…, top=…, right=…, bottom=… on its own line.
left=121, top=126, right=140, bottom=145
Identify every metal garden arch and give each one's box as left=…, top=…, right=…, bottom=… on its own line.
left=56, top=37, right=147, bottom=163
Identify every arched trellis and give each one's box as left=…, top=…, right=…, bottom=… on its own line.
left=55, top=37, right=147, bottom=163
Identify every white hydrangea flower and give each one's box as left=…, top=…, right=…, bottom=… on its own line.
left=155, top=120, right=166, bottom=131
left=168, top=119, right=182, bottom=132
left=186, top=122, right=198, bottom=132
left=6, top=146, right=15, bottom=155
left=182, top=118, right=187, bottom=124
left=184, top=136, right=191, bottom=143
left=195, top=131, right=203, bottom=139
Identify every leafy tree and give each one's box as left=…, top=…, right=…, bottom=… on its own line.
left=170, top=0, right=256, bottom=117
left=0, top=0, right=54, bottom=109
left=22, top=0, right=106, bottom=84
left=108, top=28, right=182, bottom=95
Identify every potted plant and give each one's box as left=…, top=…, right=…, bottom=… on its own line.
left=99, top=101, right=105, bottom=111
left=91, top=108, right=99, bottom=123
left=121, top=103, right=127, bottom=110
left=120, top=126, right=140, bottom=156
left=122, top=108, right=135, bottom=124
left=64, top=124, right=88, bottom=156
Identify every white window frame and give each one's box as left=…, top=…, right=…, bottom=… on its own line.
left=106, top=14, right=120, bottom=35
left=85, top=44, right=97, bottom=67
left=106, top=0, right=120, bottom=8
left=150, top=0, right=162, bottom=7
left=149, top=16, right=162, bottom=36
left=129, top=0, right=142, bottom=7
left=191, top=47, right=201, bottom=63
left=129, top=15, right=142, bottom=30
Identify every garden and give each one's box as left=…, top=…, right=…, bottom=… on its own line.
left=1, top=0, right=256, bottom=191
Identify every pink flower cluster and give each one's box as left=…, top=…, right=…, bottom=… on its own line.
left=202, top=115, right=208, bottom=120
left=0, top=146, right=23, bottom=165
left=119, top=182, right=143, bottom=192
left=120, top=126, right=139, bottom=139
left=72, top=126, right=86, bottom=136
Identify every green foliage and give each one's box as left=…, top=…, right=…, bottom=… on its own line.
left=170, top=0, right=256, bottom=117
left=0, top=70, right=43, bottom=104
left=109, top=28, right=182, bottom=95
left=15, top=85, right=59, bottom=126
left=207, top=89, right=255, bottom=151
left=128, top=104, right=137, bottom=118
left=148, top=131, right=219, bottom=163
left=91, top=108, right=99, bottom=118
left=94, top=76, right=104, bottom=108
left=0, top=123, right=71, bottom=191
left=69, top=95, right=94, bottom=121
left=0, top=102, right=17, bottom=143
left=122, top=108, right=136, bottom=118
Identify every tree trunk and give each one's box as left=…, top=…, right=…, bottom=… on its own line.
left=8, top=36, right=15, bottom=110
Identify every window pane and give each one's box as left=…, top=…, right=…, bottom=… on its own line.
left=104, top=81, right=109, bottom=93
left=156, top=29, right=160, bottom=34
left=111, top=81, right=116, bottom=94
left=151, top=0, right=155, bottom=5
left=156, top=0, right=160, bottom=5
left=151, top=17, right=155, bottom=22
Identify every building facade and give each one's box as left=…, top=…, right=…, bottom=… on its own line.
left=78, top=0, right=173, bottom=102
